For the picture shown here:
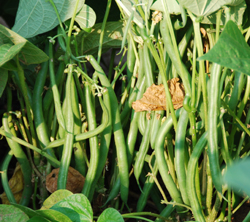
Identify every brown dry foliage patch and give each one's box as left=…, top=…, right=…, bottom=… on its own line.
left=46, top=167, right=85, bottom=194
left=132, top=78, right=185, bottom=112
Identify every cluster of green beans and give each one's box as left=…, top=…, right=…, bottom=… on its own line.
left=1, top=2, right=250, bottom=222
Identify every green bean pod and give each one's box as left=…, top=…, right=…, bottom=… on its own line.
left=43, top=62, right=65, bottom=114
left=82, top=83, right=100, bottom=198
left=126, top=34, right=136, bottom=83
left=134, top=114, right=152, bottom=183
left=87, top=89, right=112, bottom=201
left=207, top=63, right=223, bottom=193
left=228, top=71, right=246, bottom=111
left=175, top=109, right=190, bottom=206
left=2, top=113, right=32, bottom=206
left=48, top=42, right=66, bottom=130
left=87, top=55, right=129, bottom=203
left=1, top=151, right=16, bottom=203
left=187, top=132, right=207, bottom=222
left=33, top=46, right=58, bottom=167
left=143, top=44, right=154, bottom=87
left=154, top=108, right=184, bottom=212
left=57, top=64, right=74, bottom=189
left=150, top=111, right=163, bottom=149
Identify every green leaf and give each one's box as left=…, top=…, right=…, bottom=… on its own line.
left=11, top=203, right=40, bottom=218
left=75, top=4, right=96, bottom=29
left=36, top=209, right=72, bottom=222
left=201, top=1, right=246, bottom=25
left=150, top=0, right=182, bottom=14
left=0, top=68, right=8, bottom=98
left=223, top=159, right=250, bottom=196
left=27, top=216, right=50, bottom=222
left=178, top=0, right=244, bottom=16
left=97, top=208, right=124, bottom=222
left=12, top=0, right=84, bottom=38
left=77, top=21, right=123, bottom=56
left=0, top=205, right=29, bottom=222
left=40, top=189, right=73, bottom=210
left=0, top=43, right=25, bottom=67
left=51, top=194, right=93, bottom=222
left=0, top=24, right=49, bottom=65
left=198, top=20, right=250, bottom=76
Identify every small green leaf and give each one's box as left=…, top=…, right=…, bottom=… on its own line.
left=0, top=43, right=25, bottom=67
left=40, top=189, right=73, bottom=210
left=51, top=194, right=93, bottom=222
left=0, top=205, right=29, bottom=222
left=97, top=208, right=124, bottom=222
left=0, top=24, right=49, bottom=65
left=75, top=4, right=96, bottom=29
left=223, top=159, right=250, bottom=197
left=36, top=209, right=72, bottom=222
left=12, top=0, right=84, bottom=38
left=198, top=20, right=250, bottom=76
left=0, top=68, right=8, bottom=98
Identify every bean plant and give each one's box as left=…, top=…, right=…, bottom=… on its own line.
left=1, top=0, right=250, bottom=221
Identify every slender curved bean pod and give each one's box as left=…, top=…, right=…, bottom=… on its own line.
left=87, top=55, right=129, bottom=203
left=207, top=63, right=223, bottom=193
left=33, top=46, right=58, bottom=167
left=87, top=89, right=112, bottom=201
left=82, top=83, right=100, bottom=198
left=134, top=115, right=151, bottom=183
left=57, top=64, right=74, bottom=189
left=2, top=113, right=32, bottom=206
left=175, top=109, right=190, bottom=205
left=1, top=151, right=16, bottom=203
left=187, top=132, right=207, bottom=222
left=155, top=108, right=184, bottom=212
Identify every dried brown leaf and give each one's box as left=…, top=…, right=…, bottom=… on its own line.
left=132, top=78, right=185, bottom=112
left=46, top=167, right=85, bottom=194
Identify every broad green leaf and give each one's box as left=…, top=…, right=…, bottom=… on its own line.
left=0, top=43, right=25, bottom=67
left=178, top=0, right=244, bottom=17
left=80, top=21, right=123, bottom=56
left=51, top=194, right=93, bottom=222
left=27, top=216, right=50, bottom=222
left=12, top=0, right=84, bottom=38
left=11, top=203, right=39, bottom=218
left=0, top=205, right=29, bottom=222
left=201, top=1, right=246, bottom=25
left=150, top=0, right=182, bottom=14
left=0, top=24, right=49, bottom=64
left=0, top=68, right=8, bottom=98
left=75, top=4, right=96, bottom=29
left=40, top=189, right=73, bottom=210
left=97, top=208, right=124, bottom=222
left=223, top=159, right=250, bottom=196
left=198, top=20, right=250, bottom=76
left=36, top=209, right=72, bottom=222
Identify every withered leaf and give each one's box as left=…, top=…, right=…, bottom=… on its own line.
left=1, top=163, right=24, bottom=204
left=132, top=78, right=185, bottom=112
left=46, top=167, right=85, bottom=194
